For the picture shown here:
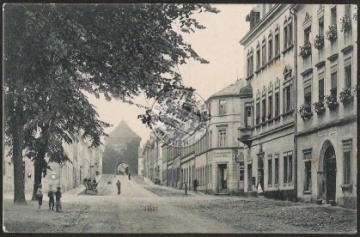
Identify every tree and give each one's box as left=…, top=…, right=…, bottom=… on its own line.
left=4, top=3, right=219, bottom=204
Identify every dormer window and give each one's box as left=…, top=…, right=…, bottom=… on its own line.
left=246, top=9, right=261, bottom=30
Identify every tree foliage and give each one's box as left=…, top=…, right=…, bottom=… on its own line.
left=4, top=3, right=219, bottom=203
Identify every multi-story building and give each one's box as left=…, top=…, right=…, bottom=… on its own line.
left=155, top=79, right=251, bottom=195
left=3, top=134, right=103, bottom=194
left=294, top=4, right=357, bottom=208
left=239, top=4, right=297, bottom=200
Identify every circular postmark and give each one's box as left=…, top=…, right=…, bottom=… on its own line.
left=149, top=88, right=210, bottom=148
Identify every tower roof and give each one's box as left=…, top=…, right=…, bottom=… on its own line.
left=108, top=120, right=141, bottom=139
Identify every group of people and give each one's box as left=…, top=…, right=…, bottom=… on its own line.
left=36, top=184, right=62, bottom=212
left=84, top=178, right=97, bottom=186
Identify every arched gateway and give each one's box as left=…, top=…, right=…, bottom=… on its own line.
left=318, top=140, right=337, bottom=204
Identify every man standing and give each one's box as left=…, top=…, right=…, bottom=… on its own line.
left=116, top=180, right=121, bottom=195
left=128, top=172, right=131, bottom=180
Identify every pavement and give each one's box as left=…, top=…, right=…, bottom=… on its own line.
left=3, top=174, right=357, bottom=234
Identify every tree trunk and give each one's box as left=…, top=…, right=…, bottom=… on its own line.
left=31, top=157, right=44, bottom=201
left=13, top=106, right=26, bottom=204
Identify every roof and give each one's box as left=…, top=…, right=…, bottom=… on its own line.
left=239, top=83, right=253, bottom=97
left=208, top=79, right=251, bottom=100
left=108, top=120, right=141, bottom=139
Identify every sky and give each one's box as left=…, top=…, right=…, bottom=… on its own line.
left=87, top=4, right=255, bottom=147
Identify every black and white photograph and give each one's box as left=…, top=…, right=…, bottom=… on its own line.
left=3, top=3, right=358, bottom=234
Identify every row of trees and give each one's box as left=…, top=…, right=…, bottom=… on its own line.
left=4, top=3, right=219, bottom=204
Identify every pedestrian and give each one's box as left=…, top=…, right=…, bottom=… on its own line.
left=128, top=172, right=131, bottom=180
left=92, top=178, right=96, bottom=184
left=55, top=187, right=62, bottom=212
left=193, top=179, right=198, bottom=193
left=116, top=180, right=121, bottom=195
left=48, top=185, right=55, bottom=211
left=36, top=184, right=43, bottom=211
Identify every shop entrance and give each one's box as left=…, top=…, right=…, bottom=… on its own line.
left=218, top=164, right=227, bottom=192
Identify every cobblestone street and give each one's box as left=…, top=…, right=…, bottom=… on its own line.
left=3, top=175, right=356, bottom=234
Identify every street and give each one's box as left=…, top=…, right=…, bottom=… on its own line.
left=3, top=175, right=357, bottom=234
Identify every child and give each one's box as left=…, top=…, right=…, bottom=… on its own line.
left=36, top=184, right=43, bottom=211
left=55, top=187, right=62, bottom=212
left=48, top=185, right=55, bottom=211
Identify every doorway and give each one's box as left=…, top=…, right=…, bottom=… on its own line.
left=324, top=145, right=336, bottom=203
left=218, top=164, right=227, bottom=191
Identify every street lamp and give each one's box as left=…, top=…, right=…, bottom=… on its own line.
left=59, top=161, right=65, bottom=190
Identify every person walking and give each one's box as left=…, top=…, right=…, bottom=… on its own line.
left=36, top=184, right=43, bottom=211
left=55, top=187, right=62, bottom=212
left=116, top=180, right=121, bottom=195
left=193, top=179, right=198, bottom=193
left=48, top=185, right=55, bottom=211
left=128, top=172, right=131, bottom=180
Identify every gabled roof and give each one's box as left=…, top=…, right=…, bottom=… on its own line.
left=108, top=120, right=141, bottom=139
left=209, top=79, right=245, bottom=99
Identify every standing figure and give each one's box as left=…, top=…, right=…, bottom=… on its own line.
left=48, top=185, right=55, bottom=211
left=128, top=172, right=131, bottom=180
left=116, top=180, right=121, bottom=195
left=55, top=187, right=62, bottom=212
left=193, top=179, right=198, bottom=193
left=36, top=184, right=43, bottom=211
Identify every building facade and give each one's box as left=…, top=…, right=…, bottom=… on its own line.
left=240, top=4, right=297, bottom=200
left=3, top=135, right=103, bottom=194
left=294, top=4, right=357, bottom=208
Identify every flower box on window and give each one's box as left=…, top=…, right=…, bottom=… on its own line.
left=325, top=95, right=338, bottom=110
left=340, top=15, right=352, bottom=33
left=314, top=35, right=324, bottom=50
left=326, top=25, right=337, bottom=42
left=299, top=42, right=312, bottom=58
left=340, top=88, right=354, bottom=105
left=299, top=104, right=313, bottom=120
left=313, top=101, right=326, bottom=115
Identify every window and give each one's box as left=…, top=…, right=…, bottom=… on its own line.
left=247, top=50, right=254, bottom=77
left=303, top=150, right=312, bottom=193
left=268, top=94, right=273, bottom=118
left=218, top=129, right=226, bottom=147
left=209, top=130, right=212, bottom=148
left=283, top=85, right=292, bottom=113
left=275, top=91, right=280, bottom=117
left=244, top=103, right=252, bottom=127
left=345, top=4, right=351, bottom=17
left=268, top=34, right=273, bottom=60
left=345, top=61, right=351, bottom=89
left=304, top=27, right=311, bottom=44
left=239, top=162, right=244, bottom=182
left=284, top=20, right=288, bottom=49
left=319, top=17, right=324, bottom=37
left=331, top=7, right=337, bottom=26
left=256, top=44, right=261, bottom=69
left=247, top=163, right=252, bottom=190
left=331, top=70, right=337, bottom=99
left=275, top=28, right=280, bottom=56
left=262, top=40, right=267, bottom=66
left=319, top=72, right=325, bottom=101
left=287, top=18, right=293, bottom=46
left=304, top=85, right=312, bottom=106
left=256, top=100, right=260, bottom=125
left=342, top=140, right=352, bottom=185
left=274, top=155, right=279, bottom=185
left=219, top=99, right=226, bottom=115
left=267, top=155, right=272, bottom=185
left=284, top=151, right=293, bottom=184
left=262, top=97, right=266, bottom=122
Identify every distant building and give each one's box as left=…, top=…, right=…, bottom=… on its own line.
left=103, top=120, right=141, bottom=175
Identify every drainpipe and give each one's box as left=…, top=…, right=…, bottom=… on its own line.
left=290, top=5, right=298, bottom=201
